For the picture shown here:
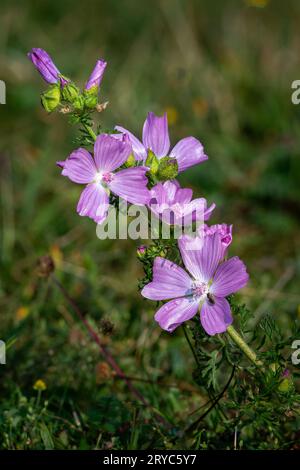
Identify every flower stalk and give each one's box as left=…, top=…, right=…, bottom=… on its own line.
left=226, top=325, right=263, bottom=367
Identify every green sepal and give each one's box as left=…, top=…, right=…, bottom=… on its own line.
left=72, top=95, right=85, bottom=111
left=124, top=153, right=136, bottom=168
left=145, top=150, right=159, bottom=175
left=61, top=83, right=80, bottom=103
left=41, top=85, right=61, bottom=113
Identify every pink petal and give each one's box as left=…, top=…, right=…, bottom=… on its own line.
left=94, top=133, right=131, bottom=172
left=154, top=297, right=199, bottom=333
left=149, top=183, right=166, bottom=207
left=77, top=183, right=109, bottom=224
left=211, top=257, right=249, bottom=297
left=141, top=257, right=194, bottom=300
left=115, top=126, right=146, bottom=161
left=170, top=137, right=208, bottom=173
left=178, top=232, right=224, bottom=282
left=204, top=202, right=216, bottom=221
left=60, top=148, right=96, bottom=184
left=182, top=198, right=208, bottom=224
left=201, top=224, right=233, bottom=257
left=162, top=180, right=178, bottom=203
left=182, top=199, right=215, bottom=223
left=200, top=297, right=232, bottom=336
left=142, top=112, right=170, bottom=158
left=176, top=188, right=193, bottom=205
left=109, top=166, right=150, bottom=205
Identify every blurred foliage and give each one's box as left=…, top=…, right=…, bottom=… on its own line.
left=0, top=0, right=299, bottom=449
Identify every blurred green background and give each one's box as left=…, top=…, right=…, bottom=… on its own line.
left=0, top=0, right=299, bottom=449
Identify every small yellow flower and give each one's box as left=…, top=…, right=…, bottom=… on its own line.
left=165, top=106, right=178, bottom=126
left=33, top=379, right=47, bottom=391
left=16, top=306, right=29, bottom=321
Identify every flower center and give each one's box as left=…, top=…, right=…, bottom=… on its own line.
left=102, top=172, right=113, bottom=184
left=193, top=282, right=209, bottom=299
left=94, top=172, right=114, bottom=185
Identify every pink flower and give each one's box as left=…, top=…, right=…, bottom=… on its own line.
left=149, top=180, right=215, bottom=225
left=141, top=233, right=249, bottom=335
left=58, top=134, right=150, bottom=224
left=115, top=112, right=208, bottom=173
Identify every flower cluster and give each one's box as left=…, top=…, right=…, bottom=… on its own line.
left=29, top=48, right=249, bottom=337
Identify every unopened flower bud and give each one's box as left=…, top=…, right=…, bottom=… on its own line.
left=278, top=369, right=293, bottom=393
left=41, top=85, right=61, bottom=112
left=72, top=94, right=85, bottom=111
left=28, top=48, right=60, bottom=84
left=137, top=245, right=147, bottom=258
left=157, top=156, right=178, bottom=181
left=84, top=91, right=98, bottom=109
left=62, top=83, right=80, bottom=103
left=85, top=59, right=107, bottom=91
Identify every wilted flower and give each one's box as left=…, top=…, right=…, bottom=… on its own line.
left=28, top=48, right=67, bottom=85
left=115, top=112, right=208, bottom=173
left=57, top=134, right=150, bottom=224
left=149, top=180, right=215, bottom=226
left=141, top=233, right=249, bottom=335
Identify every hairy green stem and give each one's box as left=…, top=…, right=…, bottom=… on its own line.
left=226, top=325, right=263, bottom=367
left=83, top=123, right=97, bottom=141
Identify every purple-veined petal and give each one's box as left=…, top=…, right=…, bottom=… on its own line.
left=94, top=133, right=131, bottom=172
left=154, top=297, right=199, bottom=333
left=85, top=59, right=107, bottom=90
left=109, top=166, right=150, bottom=205
left=141, top=257, right=194, bottom=301
left=201, top=223, right=233, bottom=257
left=149, top=181, right=193, bottom=224
left=200, top=297, right=232, bottom=336
left=170, top=136, right=208, bottom=173
left=60, top=148, right=96, bottom=184
left=178, top=232, right=224, bottom=282
left=211, top=256, right=249, bottom=297
left=183, top=198, right=208, bottom=224
left=176, top=188, right=193, bottom=205
left=149, top=183, right=166, bottom=207
left=27, top=48, right=60, bottom=84
left=162, top=180, right=178, bottom=203
left=115, top=125, right=146, bottom=161
left=142, top=112, right=170, bottom=158
left=77, top=183, right=109, bottom=224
